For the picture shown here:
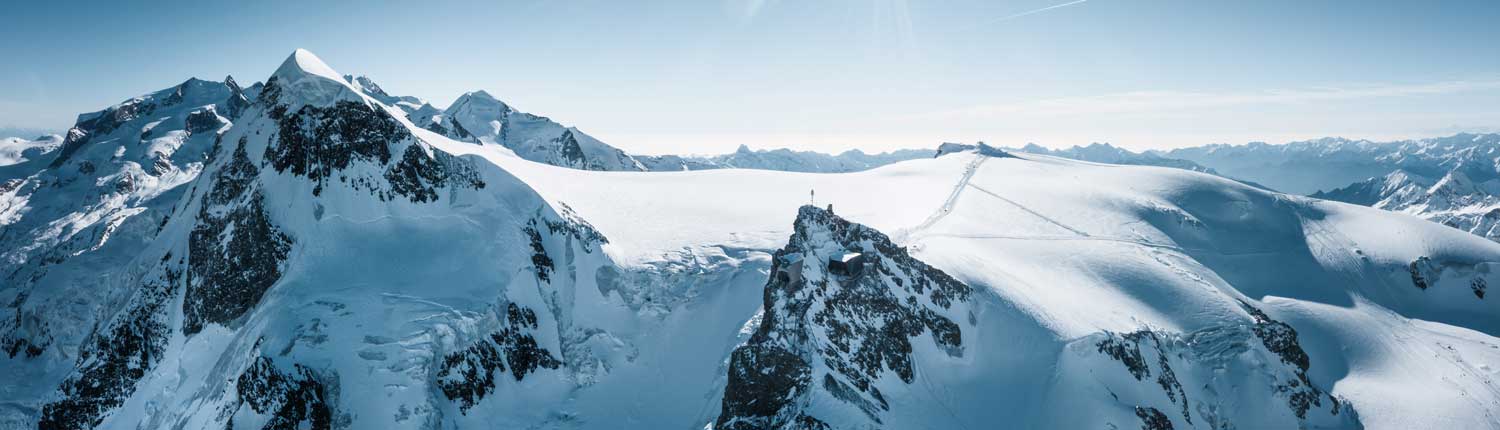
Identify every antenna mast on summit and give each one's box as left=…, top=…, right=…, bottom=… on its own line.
left=810, top=189, right=816, bottom=206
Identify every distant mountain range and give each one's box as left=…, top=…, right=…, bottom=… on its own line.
left=2, top=49, right=1498, bottom=430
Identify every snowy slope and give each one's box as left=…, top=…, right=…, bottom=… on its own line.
left=0, top=135, right=63, bottom=168
left=4, top=50, right=1500, bottom=430
left=433, top=132, right=1500, bottom=429
left=407, top=90, right=647, bottom=171
left=344, top=74, right=424, bottom=114
left=0, top=74, right=259, bottom=429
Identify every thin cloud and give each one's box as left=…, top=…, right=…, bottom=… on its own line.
left=959, top=0, right=1089, bottom=31
left=909, top=79, right=1500, bottom=120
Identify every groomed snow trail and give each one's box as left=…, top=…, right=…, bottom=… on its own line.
left=905, top=153, right=988, bottom=236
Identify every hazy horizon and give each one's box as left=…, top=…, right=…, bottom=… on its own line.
left=3, top=0, right=1498, bottom=154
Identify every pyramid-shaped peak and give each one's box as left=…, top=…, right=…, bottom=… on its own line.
left=465, top=90, right=497, bottom=100
left=274, top=49, right=343, bottom=82
left=267, top=49, right=366, bottom=109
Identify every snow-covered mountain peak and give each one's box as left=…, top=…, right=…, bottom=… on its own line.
left=1432, top=169, right=1477, bottom=194
left=267, top=49, right=366, bottom=109
left=0, top=134, right=63, bottom=167
left=343, top=74, right=424, bottom=114
left=460, top=89, right=501, bottom=102
left=276, top=49, right=341, bottom=81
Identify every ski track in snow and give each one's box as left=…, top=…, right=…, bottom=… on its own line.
left=965, top=182, right=1090, bottom=237
left=907, top=153, right=988, bottom=236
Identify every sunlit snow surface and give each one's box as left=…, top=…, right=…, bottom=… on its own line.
left=425, top=127, right=1500, bottom=428
left=3, top=50, right=1499, bottom=430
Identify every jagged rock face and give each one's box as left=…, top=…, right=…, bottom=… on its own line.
left=1058, top=301, right=1356, bottom=430
left=229, top=356, right=336, bottom=430
left=37, top=260, right=181, bottom=429
left=717, top=206, right=972, bottom=429
left=9, top=51, right=512, bottom=429
left=1404, top=255, right=1493, bottom=300
left=1, top=76, right=245, bottom=386
left=183, top=137, right=291, bottom=335
left=436, top=303, right=561, bottom=413
left=260, top=76, right=484, bottom=201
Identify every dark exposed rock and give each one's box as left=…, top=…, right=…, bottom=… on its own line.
left=224, top=75, right=254, bottom=120
left=232, top=356, right=335, bottom=430
left=263, top=96, right=396, bottom=196
left=185, top=107, right=224, bottom=134
left=717, top=205, right=970, bottom=428
left=1, top=292, right=49, bottom=359
left=555, top=129, right=586, bottom=167
left=524, top=220, right=554, bottom=283
left=39, top=271, right=177, bottom=430
left=1097, top=331, right=1152, bottom=381
left=384, top=144, right=449, bottom=203
left=1135, top=406, right=1174, bottom=430
left=184, top=137, right=291, bottom=336
left=436, top=303, right=560, bottom=413
left=1239, top=300, right=1330, bottom=419
left=718, top=345, right=812, bottom=430
left=1473, top=277, right=1487, bottom=299
left=421, top=121, right=450, bottom=137
left=382, top=144, right=485, bottom=203
left=1409, top=256, right=1434, bottom=290
left=260, top=76, right=483, bottom=201
left=48, top=99, right=157, bottom=169
left=1097, top=331, right=1191, bottom=425
left=447, top=114, right=474, bottom=141
left=543, top=203, right=609, bottom=253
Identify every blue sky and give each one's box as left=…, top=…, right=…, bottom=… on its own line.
left=2, top=0, right=1498, bottom=153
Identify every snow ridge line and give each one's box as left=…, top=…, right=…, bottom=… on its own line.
left=908, top=153, right=988, bottom=235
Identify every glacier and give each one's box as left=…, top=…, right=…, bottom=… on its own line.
left=0, top=50, right=1498, bottom=430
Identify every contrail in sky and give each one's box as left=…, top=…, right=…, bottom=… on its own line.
left=961, top=0, right=1089, bottom=31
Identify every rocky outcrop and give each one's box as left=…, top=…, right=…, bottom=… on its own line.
left=716, top=205, right=972, bottom=429
left=38, top=268, right=178, bottom=430
left=436, top=303, right=561, bottom=413
left=184, top=137, right=291, bottom=335
left=1076, top=301, right=1355, bottom=429
left=230, top=356, right=337, bottom=430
